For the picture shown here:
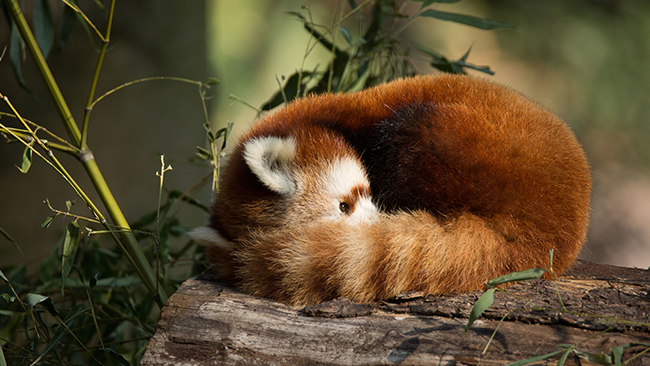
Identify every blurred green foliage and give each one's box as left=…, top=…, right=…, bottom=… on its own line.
left=486, top=1, right=650, bottom=164
left=261, top=0, right=513, bottom=111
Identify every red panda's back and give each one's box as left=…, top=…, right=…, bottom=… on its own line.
left=356, top=75, right=591, bottom=270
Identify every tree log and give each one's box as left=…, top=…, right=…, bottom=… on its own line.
left=141, top=261, right=650, bottom=365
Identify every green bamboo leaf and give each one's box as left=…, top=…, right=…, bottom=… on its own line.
left=9, top=20, right=28, bottom=88
left=453, top=46, right=494, bottom=75
left=611, top=345, right=623, bottom=366
left=17, top=144, right=32, bottom=173
left=26, top=293, right=59, bottom=316
left=339, top=26, right=352, bottom=45
left=224, top=121, right=235, bottom=147
left=219, top=121, right=235, bottom=151
left=195, top=146, right=212, bottom=160
left=213, top=126, right=228, bottom=140
left=549, top=248, right=555, bottom=267
left=612, top=343, right=650, bottom=366
left=505, top=349, right=567, bottom=366
left=58, top=1, right=77, bottom=50
left=557, top=347, right=573, bottom=366
left=261, top=72, right=305, bottom=111
left=459, top=46, right=472, bottom=62
left=464, top=288, right=494, bottom=333
left=61, top=221, right=81, bottom=291
left=412, top=0, right=462, bottom=7
left=95, top=276, right=142, bottom=287
left=0, top=268, right=8, bottom=283
left=34, top=0, right=55, bottom=59
left=41, top=215, right=55, bottom=228
left=486, top=268, right=546, bottom=288
left=89, top=272, right=98, bottom=289
left=0, top=226, right=24, bottom=256
left=0, top=311, right=23, bottom=366
left=0, top=339, right=6, bottom=366
left=420, top=9, right=515, bottom=30
left=203, top=77, right=220, bottom=86
left=30, top=304, right=86, bottom=365
left=574, top=350, right=613, bottom=365
left=168, top=190, right=210, bottom=213
left=457, top=60, right=494, bottom=75
left=416, top=44, right=464, bottom=74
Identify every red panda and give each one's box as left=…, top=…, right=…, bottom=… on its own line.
left=190, top=74, right=592, bottom=306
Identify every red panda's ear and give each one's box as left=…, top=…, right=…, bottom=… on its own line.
left=243, top=136, right=297, bottom=196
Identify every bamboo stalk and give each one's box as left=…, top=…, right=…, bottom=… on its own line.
left=3, top=0, right=167, bottom=307
left=3, top=0, right=81, bottom=147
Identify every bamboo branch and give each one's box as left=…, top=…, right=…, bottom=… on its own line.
left=3, top=0, right=167, bottom=307
left=0, top=127, right=79, bottom=155
left=81, top=0, right=115, bottom=148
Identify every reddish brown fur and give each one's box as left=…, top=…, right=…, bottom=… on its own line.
left=203, top=74, right=591, bottom=305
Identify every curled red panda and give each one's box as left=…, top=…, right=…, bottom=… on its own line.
left=191, top=74, right=592, bottom=306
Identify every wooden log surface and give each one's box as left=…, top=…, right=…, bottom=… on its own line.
left=141, top=261, right=650, bottom=365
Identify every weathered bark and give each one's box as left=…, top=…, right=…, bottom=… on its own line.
left=141, top=261, right=650, bottom=365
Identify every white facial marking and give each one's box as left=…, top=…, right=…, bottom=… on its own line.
left=326, top=157, right=369, bottom=198
left=350, top=196, right=380, bottom=224
left=323, top=157, right=379, bottom=223
left=243, top=136, right=297, bottom=195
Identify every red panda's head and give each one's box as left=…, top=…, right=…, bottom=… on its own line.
left=192, top=127, right=379, bottom=252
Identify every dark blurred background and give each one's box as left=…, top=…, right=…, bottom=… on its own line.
left=1, top=0, right=649, bottom=272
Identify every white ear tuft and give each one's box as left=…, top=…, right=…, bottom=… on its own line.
left=188, top=226, right=233, bottom=251
left=243, top=136, right=297, bottom=195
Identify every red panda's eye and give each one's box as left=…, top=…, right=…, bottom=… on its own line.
left=339, top=202, right=350, bottom=214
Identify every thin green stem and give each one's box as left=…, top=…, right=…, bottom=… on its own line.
left=0, top=96, right=85, bottom=200
left=155, top=155, right=173, bottom=293
left=228, top=94, right=262, bottom=113
left=548, top=249, right=567, bottom=311
left=0, top=127, right=79, bottom=155
left=303, top=0, right=373, bottom=59
left=99, top=301, right=155, bottom=336
left=71, top=267, right=105, bottom=351
left=60, top=0, right=106, bottom=41
left=81, top=0, right=115, bottom=148
left=90, top=76, right=203, bottom=110
left=82, top=157, right=167, bottom=307
left=0, top=112, right=79, bottom=152
left=54, top=315, right=102, bottom=365
left=327, top=1, right=346, bottom=92
left=482, top=311, right=509, bottom=354
left=626, top=345, right=650, bottom=365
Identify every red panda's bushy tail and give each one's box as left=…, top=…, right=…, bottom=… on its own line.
left=232, top=210, right=556, bottom=306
